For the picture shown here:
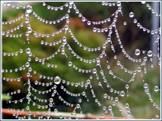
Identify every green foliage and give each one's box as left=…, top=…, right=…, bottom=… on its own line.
left=2, top=94, right=11, bottom=101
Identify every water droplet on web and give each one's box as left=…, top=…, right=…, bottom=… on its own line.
left=27, top=28, right=32, bottom=33
left=103, top=93, right=108, bottom=99
left=26, top=106, right=30, bottom=110
left=82, top=91, right=86, bottom=96
left=69, top=1, right=74, bottom=5
left=114, top=55, right=117, bottom=60
left=125, top=103, right=129, bottom=108
left=142, top=50, right=146, bottom=54
left=133, top=19, right=137, bottom=23
left=68, top=61, right=72, bottom=67
left=92, top=69, right=97, bottom=74
left=54, top=109, right=58, bottom=112
left=26, top=62, right=30, bottom=68
left=54, top=76, right=61, bottom=84
left=117, top=2, right=121, bottom=7
left=107, top=65, right=110, bottom=69
left=125, top=84, right=129, bottom=89
left=147, top=50, right=152, bottom=57
left=62, top=37, right=66, bottom=44
left=144, top=83, right=148, bottom=89
left=108, top=105, right=112, bottom=111
left=154, top=85, right=159, bottom=92
left=26, top=48, right=31, bottom=55
left=26, top=5, right=32, bottom=14
left=42, top=2, right=46, bottom=6
left=123, top=21, right=127, bottom=26
left=27, top=73, right=30, bottom=78
left=35, top=81, right=38, bottom=85
left=120, top=91, right=125, bottom=97
left=82, top=17, right=86, bottom=22
left=137, top=67, right=141, bottom=72
left=141, top=1, right=146, bottom=4
left=115, top=97, right=119, bottom=102
left=135, top=49, right=141, bottom=56
left=129, top=12, right=134, bottom=18
left=93, top=28, right=97, bottom=32
left=64, top=26, right=68, bottom=31
left=117, top=60, right=120, bottom=65
left=49, top=98, right=53, bottom=102
left=87, top=21, right=91, bottom=25
left=49, top=103, right=53, bottom=107
left=76, top=104, right=80, bottom=109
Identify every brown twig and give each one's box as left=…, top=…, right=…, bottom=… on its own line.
left=2, top=108, right=125, bottom=119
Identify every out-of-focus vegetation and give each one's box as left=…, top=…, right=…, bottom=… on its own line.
left=2, top=2, right=160, bottom=119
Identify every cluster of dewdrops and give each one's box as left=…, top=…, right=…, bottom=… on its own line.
left=2, top=1, right=160, bottom=119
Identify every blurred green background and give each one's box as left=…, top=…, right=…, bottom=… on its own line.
left=2, top=2, right=160, bottom=119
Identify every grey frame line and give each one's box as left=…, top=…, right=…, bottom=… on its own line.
left=0, top=0, right=162, bottom=2
left=0, top=1, right=161, bottom=121
left=0, top=4, right=1, bottom=120
left=160, top=1, right=162, bottom=120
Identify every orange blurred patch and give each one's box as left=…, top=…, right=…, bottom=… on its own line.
left=69, top=18, right=85, bottom=29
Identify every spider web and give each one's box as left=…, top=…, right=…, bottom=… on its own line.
left=2, top=1, right=160, bottom=119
